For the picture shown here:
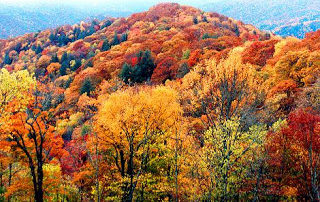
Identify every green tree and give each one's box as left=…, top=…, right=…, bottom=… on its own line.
left=119, top=63, right=132, bottom=84
left=59, top=61, right=68, bottom=76
left=35, top=45, right=43, bottom=54
left=203, top=118, right=266, bottom=200
left=61, top=52, right=68, bottom=64
left=101, top=39, right=110, bottom=51
left=121, top=32, right=128, bottom=42
left=70, top=59, right=82, bottom=71
left=80, top=78, right=95, bottom=96
left=3, top=52, right=12, bottom=65
left=119, top=50, right=155, bottom=84
left=111, top=31, right=120, bottom=46
left=51, top=53, right=59, bottom=63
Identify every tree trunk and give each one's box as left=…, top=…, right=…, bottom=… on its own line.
left=309, top=131, right=320, bottom=202
left=36, top=162, right=44, bottom=202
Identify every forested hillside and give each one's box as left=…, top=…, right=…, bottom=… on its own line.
left=0, top=3, right=320, bottom=201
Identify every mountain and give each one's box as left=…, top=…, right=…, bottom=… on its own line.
left=0, top=3, right=132, bottom=39
left=201, top=0, right=320, bottom=38
left=0, top=3, right=320, bottom=201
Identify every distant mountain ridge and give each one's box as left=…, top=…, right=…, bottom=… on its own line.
left=1, top=0, right=320, bottom=39
left=0, top=4, right=131, bottom=39
left=201, top=0, right=320, bottom=38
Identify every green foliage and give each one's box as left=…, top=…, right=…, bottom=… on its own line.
left=61, top=52, right=68, bottom=63
left=193, top=16, right=198, bottom=24
left=81, top=124, right=92, bottom=136
left=70, top=59, right=82, bottom=71
left=60, top=61, right=68, bottom=76
left=101, top=39, right=111, bottom=51
left=4, top=52, right=12, bottom=65
left=111, top=31, right=120, bottom=46
left=202, top=33, right=219, bottom=40
left=182, top=49, right=190, bottom=59
left=35, top=45, right=43, bottom=54
left=0, top=186, right=5, bottom=202
left=64, top=77, right=73, bottom=89
left=101, top=20, right=112, bottom=29
left=51, top=53, right=59, bottom=63
left=87, top=51, right=95, bottom=59
left=120, top=32, right=128, bottom=42
left=204, top=118, right=267, bottom=200
left=80, top=78, right=95, bottom=96
left=119, top=63, right=132, bottom=84
left=119, top=50, right=155, bottom=84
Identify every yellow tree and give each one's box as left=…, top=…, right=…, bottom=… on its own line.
left=179, top=48, right=264, bottom=128
left=0, top=68, right=36, bottom=200
left=0, top=69, right=64, bottom=202
left=95, top=86, right=182, bottom=201
left=203, top=118, right=266, bottom=200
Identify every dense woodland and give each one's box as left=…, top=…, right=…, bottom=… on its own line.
left=0, top=3, right=320, bottom=201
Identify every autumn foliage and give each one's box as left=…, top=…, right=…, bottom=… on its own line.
left=0, top=3, right=320, bottom=201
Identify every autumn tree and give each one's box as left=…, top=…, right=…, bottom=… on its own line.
left=95, top=86, right=182, bottom=201
left=180, top=50, right=264, bottom=128
left=0, top=70, right=64, bottom=201
left=151, top=57, right=178, bottom=84
left=267, top=109, right=320, bottom=201
left=203, top=118, right=266, bottom=200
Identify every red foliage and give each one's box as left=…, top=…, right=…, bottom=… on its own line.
left=188, top=49, right=202, bottom=67
left=269, top=79, right=298, bottom=97
left=151, top=57, right=178, bottom=84
left=242, top=40, right=278, bottom=66
left=266, top=109, right=320, bottom=198
left=130, top=57, right=138, bottom=67
left=303, top=30, right=320, bottom=51
left=60, top=135, right=88, bottom=175
left=146, top=3, right=181, bottom=22
left=72, top=40, right=85, bottom=51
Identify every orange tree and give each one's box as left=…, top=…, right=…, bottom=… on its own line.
left=0, top=69, right=64, bottom=202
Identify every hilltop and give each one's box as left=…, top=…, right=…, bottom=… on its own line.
left=0, top=3, right=320, bottom=201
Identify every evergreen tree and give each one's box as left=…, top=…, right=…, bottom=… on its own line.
left=101, top=20, right=112, bottom=29
left=134, top=50, right=155, bottom=83
left=35, top=45, right=43, bottom=54
left=73, top=27, right=81, bottom=41
left=101, top=39, right=111, bottom=51
left=14, top=43, right=22, bottom=53
left=80, top=78, right=95, bottom=96
left=85, top=60, right=93, bottom=68
left=119, top=63, right=132, bottom=84
left=111, top=32, right=120, bottom=46
left=4, top=52, right=12, bottom=65
left=49, top=32, right=57, bottom=42
left=31, top=44, right=36, bottom=51
left=58, top=33, right=69, bottom=46
left=61, top=52, right=68, bottom=64
left=87, top=51, right=95, bottom=59
left=120, top=32, right=128, bottom=42
left=119, top=50, right=155, bottom=84
left=51, top=53, right=59, bottom=63
left=64, top=77, right=73, bottom=89
left=71, top=59, right=82, bottom=71
left=193, top=16, right=198, bottom=24
left=60, top=61, right=69, bottom=76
